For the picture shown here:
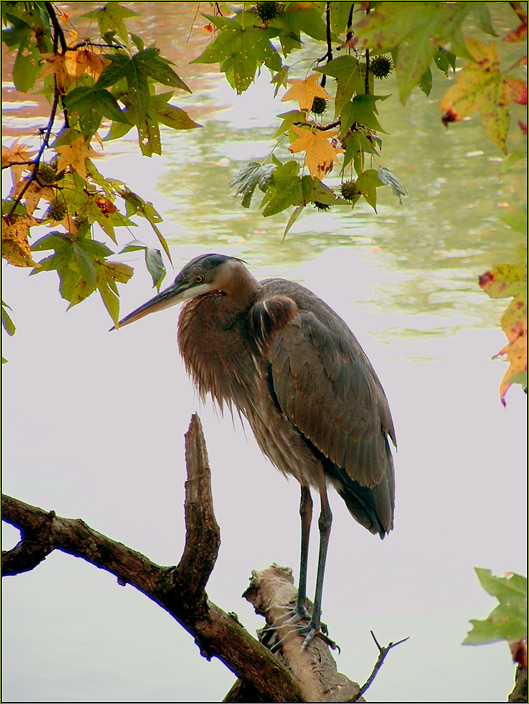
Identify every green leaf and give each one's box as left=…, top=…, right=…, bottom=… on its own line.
left=1, top=12, right=32, bottom=49
left=282, top=204, right=304, bottom=240
left=120, top=240, right=166, bottom=290
left=2, top=301, right=16, bottom=336
left=281, top=6, right=330, bottom=43
left=463, top=568, right=527, bottom=645
left=230, top=162, right=275, bottom=207
left=471, top=2, right=497, bottom=36
left=120, top=189, right=171, bottom=263
left=330, top=1, right=355, bottom=38
left=341, top=94, right=388, bottom=136
left=377, top=166, right=408, bottom=203
left=260, top=161, right=302, bottom=216
left=355, top=2, right=471, bottom=102
left=434, top=47, right=456, bottom=76
left=300, top=176, right=342, bottom=206
left=95, top=260, right=134, bottom=325
left=192, top=16, right=281, bottom=94
left=148, top=94, right=202, bottom=130
left=13, top=46, right=40, bottom=92
left=83, top=3, right=139, bottom=47
left=418, top=66, right=432, bottom=96
left=64, top=86, right=132, bottom=138
left=355, top=169, right=383, bottom=211
left=317, top=55, right=364, bottom=116
left=133, top=47, right=191, bottom=93
left=98, top=54, right=150, bottom=123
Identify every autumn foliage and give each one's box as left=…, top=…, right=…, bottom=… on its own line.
left=1, top=1, right=526, bottom=396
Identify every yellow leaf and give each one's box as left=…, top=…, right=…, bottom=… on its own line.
left=2, top=139, right=35, bottom=188
left=289, top=125, right=343, bottom=180
left=282, top=73, right=333, bottom=112
left=64, top=48, right=108, bottom=81
left=1, top=215, right=41, bottom=268
left=11, top=178, right=55, bottom=216
left=440, top=37, right=524, bottom=154
left=56, top=136, right=98, bottom=181
left=496, top=316, right=527, bottom=404
left=40, top=53, right=71, bottom=93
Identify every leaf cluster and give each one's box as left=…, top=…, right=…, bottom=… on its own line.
left=209, top=2, right=525, bottom=242
left=2, top=1, right=201, bottom=328
left=196, top=2, right=526, bottom=402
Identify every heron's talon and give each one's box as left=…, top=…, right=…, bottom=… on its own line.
left=298, top=621, right=340, bottom=651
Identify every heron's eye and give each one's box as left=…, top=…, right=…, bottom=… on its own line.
left=193, top=275, right=204, bottom=284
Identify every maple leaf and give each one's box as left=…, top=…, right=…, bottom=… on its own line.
left=354, top=1, right=471, bottom=102
left=11, top=178, right=55, bottom=216
left=64, top=48, right=108, bottom=81
left=191, top=15, right=281, bottom=94
left=55, top=136, right=99, bottom=181
left=479, top=245, right=527, bottom=404
left=317, top=56, right=365, bottom=116
left=282, top=73, right=333, bottom=112
left=2, top=214, right=41, bottom=268
left=40, top=53, right=71, bottom=93
left=289, top=125, right=343, bottom=180
left=2, top=139, right=35, bottom=188
left=441, top=37, right=527, bottom=154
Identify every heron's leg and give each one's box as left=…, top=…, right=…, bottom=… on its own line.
left=299, top=478, right=334, bottom=648
left=296, top=485, right=312, bottom=619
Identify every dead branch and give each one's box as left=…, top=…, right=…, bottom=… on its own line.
left=2, top=414, right=304, bottom=703
left=240, top=564, right=366, bottom=703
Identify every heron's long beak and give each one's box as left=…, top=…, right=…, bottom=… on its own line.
left=113, top=282, right=185, bottom=330
left=113, top=280, right=215, bottom=330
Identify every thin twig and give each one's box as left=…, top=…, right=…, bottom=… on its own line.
left=349, top=630, right=409, bottom=702
left=345, top=3, right=355, bottom=44
left=319, top=2, right=333, bottom=90
left=6, top=90, right=60, bottom=218
left=44, top=1, right=67, bottom=53
left=7, top=3, right=67, bottom=218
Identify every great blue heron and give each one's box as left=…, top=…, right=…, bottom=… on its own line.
left=116, top=253, right=396, bottom=647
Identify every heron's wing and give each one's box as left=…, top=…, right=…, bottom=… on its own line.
left=251, top=281, right=396, bottom=491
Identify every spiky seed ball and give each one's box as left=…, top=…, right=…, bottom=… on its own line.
left=256, top=2, right=282, bottom=23
left=37, top=163, right=58, bottom=184
left=313, top=201, right=331, bottom=211
left=74, top=214, right=90, bottom=231
left=370, top=55, right=393, bottom=79
left=340, top=180, right=358, bottom=201
left=46, top=200, right=67, bottom=221
left=311, top=97, right=328, bottom=115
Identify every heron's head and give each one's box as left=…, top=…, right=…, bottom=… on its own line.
left=114, top=253, right=251, bottom=329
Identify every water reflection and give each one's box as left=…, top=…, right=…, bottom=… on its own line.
left=2, top=2, right=526, bottom=340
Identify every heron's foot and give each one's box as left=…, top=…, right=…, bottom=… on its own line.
left=267, top=605, right=338, bottom=652
left=297, top=618, right=340, bottom=651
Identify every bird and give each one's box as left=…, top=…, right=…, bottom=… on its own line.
left=116, top=253, right=396, bottom=648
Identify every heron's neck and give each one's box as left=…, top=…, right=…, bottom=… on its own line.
left=177, top=272, right=261, bottom=409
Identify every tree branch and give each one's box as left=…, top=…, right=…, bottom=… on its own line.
left=349, top=631, right=409, bottom=702
left=2, top=414, right=304, bottom=703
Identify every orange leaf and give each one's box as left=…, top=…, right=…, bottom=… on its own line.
left=1, top=215, right=41, bottom=268
left=440, top=37, right=524, bottom=153
left=64, top=48, right=108, bottom=81
left=11, top=179, right=55, bottom=216
left=2, top=139, right=36, bottom=188
left=55, top=136, right=99, bottom=181
left=289, top=125, right=343, bottom=180
left=40, top=53, right=71, bottom=93
left=282, top=73, right=333, bottom=112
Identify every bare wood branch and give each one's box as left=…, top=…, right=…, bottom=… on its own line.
left=242, top=564, right=365, bottom=703
left=349, top=631, right=409, bottom=702
left=2, top=414, right=304, bottom=703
